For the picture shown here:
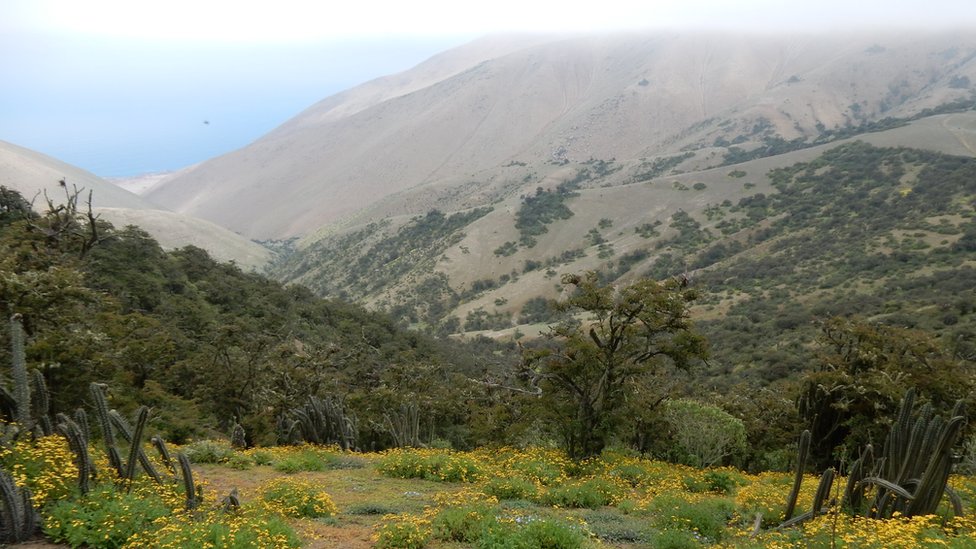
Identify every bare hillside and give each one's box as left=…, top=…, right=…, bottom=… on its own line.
left=148, top=30, right=976, bottom=239
left=0, top=140, right=273, bottom=270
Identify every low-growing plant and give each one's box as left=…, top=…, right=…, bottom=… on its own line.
left=272, top=448, right=333, bottom=473
left=1, top=435, right=77, bottom=505
left=540, top=478, right=621, bottom=509
left=378, top=449, right=483, bottom=482
left=651, top=528, right=702, bottom=549
left=181, top=439, right=236, bottom=464
left=225, top=452, right=254, bottom=470
left=431, top=503, right=495, bottom=543
left=43, top=483, right=171, bottom=548
left=123, top=507, right=301, bottom=549
left=480, top=517, right=590, bottom=549
left=260, top=477, right=338, bottom=518
left=483, top=476, right=538, bottom=501
left=374, top=514, right=432, bottom=549
left=649, top=494, right=735, bottom=543
left=704, top=469, right=745, bottom=494
left=248, top=449, right=274, bottom=466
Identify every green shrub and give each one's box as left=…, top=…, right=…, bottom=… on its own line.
left=43, top=484, right=171, bottom=548
left=249, top=449, right=274, bottom=466
left=225, top=453, right=254, bottom=470
left=610, top=463, right=652, bottom=488
left=260, top=477, right=338, bottom=518
left=540, top=478, right=620, bottom=509
left=134, top=509, right=301, bottom=548
left=703, top=470, right=745, bottom=494
left=431, top=504, right=494, bottom=543
left=375, top=517, right=431, bottom=549
left=652, top=528, right=703, bottom=549
left=479, top=518, right=589, bottom=549
left=483, top=476, right=538, bottom=500
left=649, top=494, right=734, bottom=543
left=663, top=399, right=747, bottom=467
left=272, top=447, right=337, bottom=473
left=182, top=439, right=236, bottom=464
left=377, top=450, right=483, bottom=483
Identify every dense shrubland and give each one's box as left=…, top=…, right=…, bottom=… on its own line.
left=2, top=135, right=976, bottom=546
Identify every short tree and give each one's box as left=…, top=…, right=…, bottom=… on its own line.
left=797, top=317, right=975, bottom=469
left=663, top=398, right=746, bottom=467
left=520, top=272, right=707, bottom=459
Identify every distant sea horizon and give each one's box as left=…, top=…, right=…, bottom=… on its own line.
left=1, top=33, right=470, bottom=178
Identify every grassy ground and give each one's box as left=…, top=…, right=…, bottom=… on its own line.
left=9, top=442, right=976, bottom=548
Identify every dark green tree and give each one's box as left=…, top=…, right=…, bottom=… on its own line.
left=797, top=317, right=975, bottom=469
left=521, top=272, right=707, bottom=459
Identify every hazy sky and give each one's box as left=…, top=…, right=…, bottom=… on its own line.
left=2, top=0, right=975, bottom=177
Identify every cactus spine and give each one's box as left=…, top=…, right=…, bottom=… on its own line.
left=151, top=436, right=176, bottom=475
left=122, top=406, right=150, bottom=488
left=778, top=388, right=967, bottom=531
left=29, top=369, right=51, bottom=436
left=783, top=429, right=810, bottom=521
left=0, top=468, right=35, bottom=543
left=108, top=409, right=161, bottom=484
left=9, top=316, right=30, bottom=431
left=55, top=413, right=93, bottom=495
left=177, top=452, right=198, bottom=510
left=89, top=383, right=123, bottom=477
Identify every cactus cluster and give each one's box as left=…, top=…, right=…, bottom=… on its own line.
left=280, top=395, right=358, bottom=450
left=384, top=402, right=425, bottom=448
left=0, top=469, right=36, bottom=543
left=779, top=388, right=966, bottom=529
left=0, top=316, right=40, bottom=542
left=1, top=315, right=53, bottom=443
left=4, top=317, right=203, bottom=538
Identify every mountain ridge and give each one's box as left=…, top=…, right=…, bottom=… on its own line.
left=147, top=30, right=976, bottom=239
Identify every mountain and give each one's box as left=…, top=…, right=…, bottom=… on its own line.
left=138, top=30, right=976, bottom=380
left=148, top=30, right=976, bottom=239
left=0, top=140, right=274, bottom=270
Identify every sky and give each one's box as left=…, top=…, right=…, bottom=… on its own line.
left=2, top=0, right=975, bottom=177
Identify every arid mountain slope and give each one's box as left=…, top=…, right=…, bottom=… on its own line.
left=0, top=140, right=274, bottom=270
left=148, top=30, right=976, bottom=239
left=270, top=112, right=976, bottom=325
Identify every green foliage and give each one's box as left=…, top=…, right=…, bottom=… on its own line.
left=519, top=297, right=556, bottom=325
left=431, top=503, right=494, bottom=542
left=260, top=478, right=337, bottom=518
left=495, top=241, right=519, bottom=257
left=540, top=478, right=621, bottom=508
left=696, top=142, right=976, bottom=387
left=797, top=318, right=974, bottom=468
left=483, top=476, right=538, bottom=500
left=182, top=439, right=236, bottom=464
left=662, top=399, right=747, bottom=468
left=271, top=446, right=340, bottom=473
left=515, top=182, right=580, bottom=247
left=375, top=517, right=431, bottom=549
left=43, top=483, right=170, bottom=548
left=635, top=222, right=661, bottom=239
left=377, top=450, right=484, bottom=482
left=479, top=517, right=590, bottom=549
left=632, top=152, right=695, bottom=182
left=649, top=494, right=735, bottom=543
left=521, top=272, right=707, bottom=458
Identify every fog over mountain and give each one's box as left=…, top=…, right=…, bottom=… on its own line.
left=145, top=30, right=976, bottom=240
